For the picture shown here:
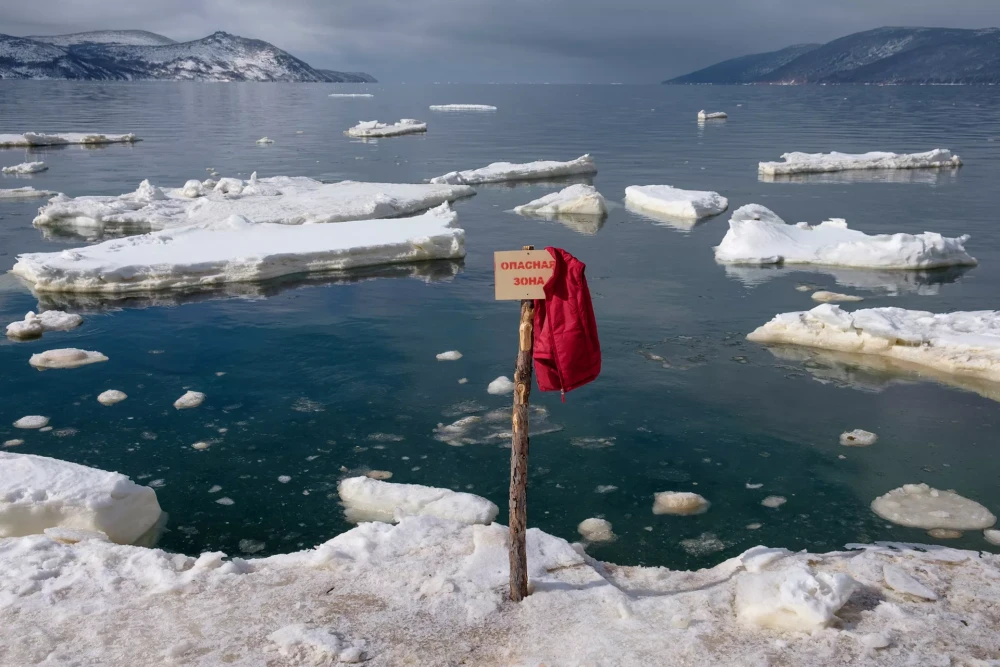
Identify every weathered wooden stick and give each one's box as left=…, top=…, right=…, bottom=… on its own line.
left=509, top=244, right=535, bottom=602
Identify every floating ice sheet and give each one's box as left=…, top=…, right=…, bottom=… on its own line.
left=338, top=476, right=498, bottom=525
left=513, top=184, right=607, bottom=218
left=625, top=185, right=728, bottom=221
left=0, top=132, right=139, bottom=147
left=431, top=154, right=597, bottom=185
left=345, top=119, right=427, bottom=138
left=2, top=161, right=47, bottom=174
left=0, top=186, right=57, bottom=199
left=429, top=104, right=497, bottom=111
left=759, top=149, right=962, bottom=176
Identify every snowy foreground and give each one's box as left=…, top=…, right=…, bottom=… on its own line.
left=759, top=149, right=962, bottom=176
left=715, top=204, right=977, bottom=269
left=13, top=204, right=465, bottom=294
left=431, top=154, right=597, bottom=185
left=0, top=132, right=139, bottom=147
left=513, top=184, right=607, bottom=218
left=625, top=185, right=729, bottom=221
left=749, top=304, right=1000, bottom=385
left=2, top=516, right=999, bottom=665
left=345, top=119, right=427, bottom=138
left=32, top=174, right=474, bottom=234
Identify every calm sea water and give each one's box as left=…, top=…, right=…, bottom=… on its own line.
left=1, top=82, right=999, bottom=568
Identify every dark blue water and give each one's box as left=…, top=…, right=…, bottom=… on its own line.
left=2, top=82, right=999, bottom=567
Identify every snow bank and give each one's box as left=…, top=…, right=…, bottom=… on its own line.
left=32, top=176, right=474, bottom=234
left=0, top=452, right=161, bottom=544
left=715, top=204, right=977, bottom=269
left=871, top=483, right=996, bottom=531
left=2, top=161, right=47, bottom=174
left=6, top=310, right=82, bottom=340
left=748, top=304, right=1000, bottom=386
left=337, top=476, right=499, bottom=525
left=431, top=154, right=597, bottom=185
left=345, top=119, right=427, bottom=138
left=513, top=184, right=607, bottom=218
left=0, top=132, right=139, bottom=147
left=13, top=205, right=466, bottom=294
left=29, top=348, right=107, bottom=369
left=625, top=184, right=728, bottom=221
left=429, top=104, right=497, bottom=111
left=698, top=110, right=727, bottom=120
left=759, top=149, right=962, bottom=176
left=0, top=186, right=57, bottom=199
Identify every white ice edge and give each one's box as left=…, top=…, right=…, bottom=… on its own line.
left=430, top=154, right=597, bottom=185
left=0, top=132, right=139, bottom=147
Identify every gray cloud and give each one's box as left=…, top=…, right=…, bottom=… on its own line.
left=3, top=0, right=1000, bottom=82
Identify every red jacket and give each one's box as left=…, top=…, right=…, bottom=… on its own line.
left=533, top=247, right=601, bottom=397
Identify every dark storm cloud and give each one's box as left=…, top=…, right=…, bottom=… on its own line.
left=3, top=0, right=1000, bottom=82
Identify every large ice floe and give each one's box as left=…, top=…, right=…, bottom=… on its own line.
left=429, top=104, right=497, bottom=111
left=871, top=484, right=996, bottom=531
left=698, top=110, right=728, bottom=120
left=13, top=204, right=465, bottom=294
left=2, top=161, right=47, bottom=174
left=29, top=348, right=108, bottom=369
left=345, top=119, right=427, bottom=138
left=431, top=154, right=597, bottom=185
left=715, top=204, right=977, bottom=269
left=0, top=452, right=161, bottom=544
left=625, top=184, right=729, bottom=221
left=338, top=476, right=499, bottom=525
left=31, top=174, right=474, bottom=235
left=748, top=304, right=1000, bottom=388
left=0, top=132, right=139, bottom=147
left=0, top=186, right=57, bottom=199
left=328, top=93, right=373, bottom=98
left=2, top=476, right=999, bottom=666
left=6, top=310, right=82, bottom=340
left=512, top=184, right=607, bottom=218
left=758, top=149, right=962, bottom=177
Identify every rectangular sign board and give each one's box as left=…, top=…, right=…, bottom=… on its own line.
left=494, top=250, right=554, bottom=300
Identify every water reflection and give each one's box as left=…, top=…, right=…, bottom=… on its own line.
left=625, top=200, right=725, bottom=232
left=721, top=263, right=972, bottom=295
left=509, top=210, right=606, bottom=235
left=759, top=169, right=959, bottom=185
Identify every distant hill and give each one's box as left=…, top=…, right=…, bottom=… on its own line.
left=0, top=30, right=377, bottom=82
left=665, top=27, right=1000, bottom=84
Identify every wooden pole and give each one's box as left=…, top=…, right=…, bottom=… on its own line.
left=509, top=244, right=534, bottom=602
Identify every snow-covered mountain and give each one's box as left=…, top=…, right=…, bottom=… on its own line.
left=0, top=30, right=376, bottom=82
left=666, top=27, right=1000, bottom=85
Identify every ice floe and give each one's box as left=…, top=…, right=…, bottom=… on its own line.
left=32, top=176, right=474, bottom=235
left=338, top=476, right=499, bottom=525
left=13, top=415, right=49, bottom=429
left=762, top=496, right=787, bottom=509
left=255, top=137, right=273, bottom=144
left=431, top=154, right=597, bottom=185
left=759, top=149, right=962, bottom=177
left=840, top=429, right=877, bottom=446
left=328, top=93, right=373, bottom=98
left=174, top=391, right=206, bottom=410
left=6, top=310, right=82, bottom=340
left=652, top=491, right=710, bottom=515
left=985, top=529, right=1000, bottom=545
left=715, top=204, right=977, bottom=269
left=697, top=110, right=728, bottom=120
left=0, top=452, right=161, bottom=544
left=625, top=184, right=728, bottom=221
left=429, top=104, right=497, bottom=111
left=0, top=132, right=139, bottom=147
left=29, top=348, right=107, bottom=370
left=436, top=350, right=463, bottom=361
left=487, top=376, right=515, bottom=395
left=577, top=517, right=615, bottom=542
left=345, top=119, right=427, bottom=138
left=2, top=161, right=47, bottom=174
left=0, top=186, right=57, bottom=199
left=14, top=205, right=466, bottom=295
left=735, top=561, right=856, bottom=632
left=748, top=305, right=1000, bottom=386
left=871, top=483, right=996, bottom=531
left=97, top=390, right=128, bottom=406
left=513, top=184, right=607, bottom=218
left=812, top=290, right=863, bottom=303
left=3, top=439, right=24, bottom=447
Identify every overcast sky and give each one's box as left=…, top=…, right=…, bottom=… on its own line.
left=5, top=0, right=1000, bottom=82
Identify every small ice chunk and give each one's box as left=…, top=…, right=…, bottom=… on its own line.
left=487, top=376, right=515, bottom=395
left=338, top=476, right=498, bottom=525
left=735, top=563, right=857, bottom=632
left=759, top=149, right=962, bottom=177
left=429, top=104, right=497, bottom=111
left=2, top=161, right=48, bottom=174
left=180, top=180, right=204, bottom=198
left=0, top=186, right=57, bottom=199
left=762, top=496, right=787, bottom=509
left=3, top=439, right=24, bottom=448
left=513, top=184, right=608, bottom=218
left=812, top=291, right=864, bottom=303
left=97, top=390, right=128, bottom=406
left=927, top=528, right=963, bottom=539
left=239, top=538, right=266, bottom=554
left=746, top=523, right=762, bottom=530
left=7, top=311, right=83, bottom=340
left=652, top=491, right=710, bottom=516
left=431, top=154, right=597, bottom=185
left=174, top=391, right=206, bottom=410
left=436, top=350, right=463, bottom=361
left=871, top=483, right=996, bottom=530
left=596, top=485, right=618, bottom=494
left=625, top=185, right=728, bottom=221
left=256, top=137, right=274, bottom=144
left=458, top=378, right=468, bottom=384
left=29, top=348, right=107, bottom=370
left=365, top=470, right=393, bottom=480
left=577, top=517, right=615, bottom=542
left=329, top=93, right=373, bottom=98
left=345, top=119, right=426, bottom=138
left=840, top=429, right=877, bottom=446
left=208, top=485, right=222, bottom=493
left=883, top=564, right=938, bottom=600
left=698, top=110, right=727, bottom=120
left=0, top=452, right=161, bottom=544
left=984, top=529, right=1000, bottom=545
left=277, top=475, right=292, bottom=483
left=191, top=441, right=211, bottom=450
left=215, top=497, right=235, bottom=506
left=14, top=416, right=50, bottom=429
left=746, top=482, right=763, bottom=490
